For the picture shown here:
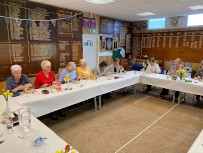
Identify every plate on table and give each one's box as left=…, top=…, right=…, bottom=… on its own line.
left=0, top=128, right=4, bottom=137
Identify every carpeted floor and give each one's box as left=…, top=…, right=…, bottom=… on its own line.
left=41, top=86, right=203, bottom=153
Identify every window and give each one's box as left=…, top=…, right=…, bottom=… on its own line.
left=187, top=14, right=203, bottom=26
left=148, top=18, right=165, bottom=30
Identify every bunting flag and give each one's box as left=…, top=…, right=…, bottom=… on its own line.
left=1, top=12, right=83, bottom=28
left=26, top=20, right=32, bottom=27
left=15, top=19, right=22, bottom=27
left=65, top=17, right=69, bottom=23
left=59, top=19, right=63, bottom=25
left=35, top=21, right=40, bottom=26
left=4, top=17, right=11, bottom=25
left=51, top=19, right=56, bottom=27
left=44, top=20, right=49, bottom=28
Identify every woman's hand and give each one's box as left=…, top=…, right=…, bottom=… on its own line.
left=41, top=83, right=49, bottom=88
left=169, top=71, right=174, bottom=74
left=197, top=76, right=201, bottom=80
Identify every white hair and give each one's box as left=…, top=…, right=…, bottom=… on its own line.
left=79, top=59, right=87, bottom=65
left=41, top=60, right=51, bottom=69
left=200, top=60, right=203, bottom=68
left=11, top=65, right=22, bottom=73
left=66, top=62, right=76, bottom=70
left=175, top=58, right=182, bottom=64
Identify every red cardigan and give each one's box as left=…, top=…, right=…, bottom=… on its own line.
left=35, top=71, right=55, bottom=89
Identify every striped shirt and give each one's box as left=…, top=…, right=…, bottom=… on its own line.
left=6, top=74, right=32, bottom=93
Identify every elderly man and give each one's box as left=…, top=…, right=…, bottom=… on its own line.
left=58, top=62, right=79, bottom=83
left=7, top=65, right=32, bottom=93
left=35, top=60, right=55, bottom=89
left=160, top=58, right=185, bottom=98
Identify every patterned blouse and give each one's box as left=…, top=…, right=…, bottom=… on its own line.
left=76, top=66, right=94, bottom=79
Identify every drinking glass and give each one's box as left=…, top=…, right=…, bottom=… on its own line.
left=6, top=118, right=13, bottom=133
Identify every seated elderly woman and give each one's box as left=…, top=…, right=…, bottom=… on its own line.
left=107, top=58, right=121, bottom=74
left=145, top=57, right=161, bottom=92
left=58, top=62, right=79, bottom=83
left=93, top=61, right=108, bottom=76
left=35, top=60, right=55, bottom=89
left=7, top=65, right=32, bottom=93
left=195, top=60, right=203, bottom=103
left=160, top=58, right=185, bottom=98
left=76, top=59, right=95, bottom=79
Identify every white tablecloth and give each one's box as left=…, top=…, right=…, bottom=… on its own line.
left=0, top=97, right=78, bottom=153
left=140, top=73, right=203, bottom=95
left=12, top=71, right=141, bottom=117
left=188, top=130, right=203, bottom=153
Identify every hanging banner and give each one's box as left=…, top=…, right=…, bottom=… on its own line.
left=83, top=17, right=89, bottom=29
left=138, top=24, right=142, bottom=30
left=133, top=24, right=137, bottom=31
left=143, top=23, right=147, bottom=29
left=4, top=17, right=11, bottom=25
left=26, top=20, right=32, bottom=27
left=15, top=19, right=22, bottom=27
left=51, top=19, right=56, bottom=27
left=90, top=18, right=96, bottom=29
left=44, top=20, right=49, bottom=28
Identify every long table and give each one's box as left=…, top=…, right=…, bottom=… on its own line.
left=13, top=71, right=142, bottom=117
left=140, top=73, right=203, bottom=104
left=0, top=97, right=78, bottom=153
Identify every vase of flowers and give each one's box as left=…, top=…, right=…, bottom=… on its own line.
left=177, top=69, right=187, bottom=80
left=0, top=89, right=13, bottom=115
left=64, top=73, right=72, bottom=90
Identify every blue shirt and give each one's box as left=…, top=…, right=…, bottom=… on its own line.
left=58, top=69, right=77, bottom=84
left=6, top=74, right=32, bottom=93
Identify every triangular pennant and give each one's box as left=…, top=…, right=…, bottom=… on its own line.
left=35, top=21, right=40, bottom=26
left=4, top=17, right=11, bottom=25
left=65, top=18, right=69, bottom=23
left=51, top=19, right=56, bottom=27
left=26, top=20, right=32, bottom=27
left=59, top=19, right=63, bottom=24
left=15, top=19, right=22, bottom=27
left=44, top=20, right=49, bottom=28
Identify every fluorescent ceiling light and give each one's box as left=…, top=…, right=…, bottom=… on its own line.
left=85, top=0, right=115, bottom=4
left=136, top=12, right=156, bottom=16
left=189, top=5, right=203, bottom=10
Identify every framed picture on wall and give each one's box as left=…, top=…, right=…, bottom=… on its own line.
left=106, top=38, right=113, bottom=50
left=101, top=37, right=106, bottom=51
left=113, top=38, right=118, bottom=50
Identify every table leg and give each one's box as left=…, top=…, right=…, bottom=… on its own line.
left=99, top=95, right=102, bottom=110
left=178, top=92, right=181, bottom=105
left=94, top=97, right=97, bottom=111
left=173, top=91, right=175, bottom=103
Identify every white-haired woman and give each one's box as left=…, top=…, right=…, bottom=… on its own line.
left=35, top=60, right=55, bottom=89
left=7, top=65, right=32, bottom=93
left=76, top=59, right=95, bottom=79
left=58, top=62, right=79, bottom=83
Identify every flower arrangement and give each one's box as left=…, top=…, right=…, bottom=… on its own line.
left=177, top=69, right=187, bottom=80
left=141, top=62, right=146, bottom=72
left=64, top=73, right=72, bottom=83
left=56, top=144, right=77, bottom=153
left=0, top=89, right=13, bottom=101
